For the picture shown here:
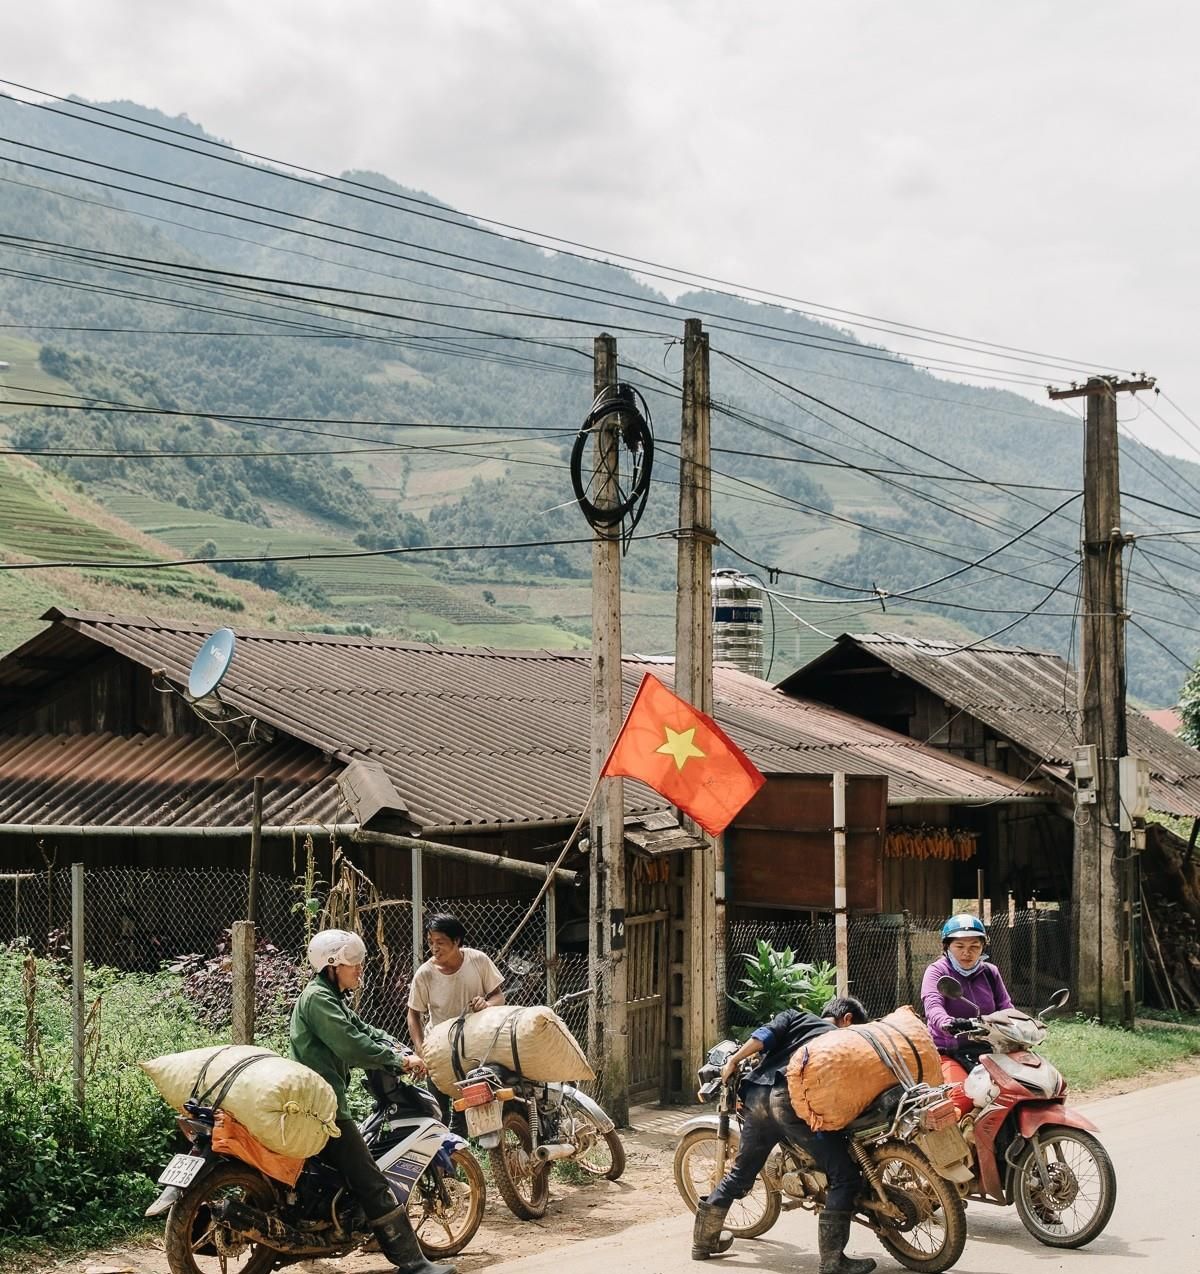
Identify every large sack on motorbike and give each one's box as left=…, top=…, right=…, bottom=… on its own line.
left=141, top=1044, right=340, bottom=1158
left=786, top=1006, right=941, bottom=1132
left=212, top=1110, right=306, bottom=1186
left=423, top=1005, right=595, bottom=1096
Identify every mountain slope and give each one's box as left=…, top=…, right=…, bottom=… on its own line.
left=0, top=94, right=1196, bottom=700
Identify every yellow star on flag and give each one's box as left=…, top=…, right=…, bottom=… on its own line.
left=656, top=725, right=706, bottom=771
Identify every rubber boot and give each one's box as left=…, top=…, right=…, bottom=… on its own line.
left=691, top=1198, right=734, bottom=1260
left=373, top=1207, right=457, bottom=1274
left=818, top=1210, right=876, bottom=1274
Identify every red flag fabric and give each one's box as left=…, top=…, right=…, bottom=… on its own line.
left=600, top=673, right=765, bottom=837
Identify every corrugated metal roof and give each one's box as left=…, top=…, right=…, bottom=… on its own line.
left=792, top=632, right=1200, bottom=817
left=0, top=731, right=340, bottom=828
left=0, top=610, right=1047, bottom=830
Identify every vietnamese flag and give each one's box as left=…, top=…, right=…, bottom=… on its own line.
left=600, top=673, right=765, bottom=837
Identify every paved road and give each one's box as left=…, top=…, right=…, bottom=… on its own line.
left=483, top=1074, right=1200, bottom=1274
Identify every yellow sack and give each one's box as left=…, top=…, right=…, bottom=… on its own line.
left=423, top=1005, right=595, bottom=1096
left=787, top=1006, right=941, bottom=1132
left=141, top=1044, right=340, bottom=1159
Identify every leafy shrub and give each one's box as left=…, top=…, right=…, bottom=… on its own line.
left=171, top=932, right=306, bottom=1042
left=727, top=941, right=837, bottom=1040
left=0, top=948, right=221, bottom=1251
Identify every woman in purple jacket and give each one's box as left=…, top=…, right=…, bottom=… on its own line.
left=921, top=914, right=1014, bottom=1116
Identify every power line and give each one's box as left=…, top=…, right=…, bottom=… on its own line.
left=0, top=528, right=683, bottom=574
left=0, top=79, right=1129, bottom=380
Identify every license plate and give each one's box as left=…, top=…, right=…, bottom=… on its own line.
left=464, top=1101, right=503, bottom=1139
left=158, top=1153, right=206, bottom=1188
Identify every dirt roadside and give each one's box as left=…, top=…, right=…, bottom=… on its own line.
left=35, top=1105, right=694, bottom=1274
left=36, top=1057, right=1200, bottom=1274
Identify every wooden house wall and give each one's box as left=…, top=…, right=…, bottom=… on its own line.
left=2, top=653, right=200, bottom=738
left=727, top=774, right=886, bottom=913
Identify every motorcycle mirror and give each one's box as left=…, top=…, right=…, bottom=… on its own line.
left=937, top=973, right=982, bottom=1014
left=506, top=955, right=535, bottom=977
left=1040, top=987, right=1071, bottom=1016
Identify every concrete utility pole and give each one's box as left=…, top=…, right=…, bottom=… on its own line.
left=675, top=317, right=720, bottom=1084
left=589, top=332, right=629, bottom=1123
left=1049, top=374, right=1153, bottom=1026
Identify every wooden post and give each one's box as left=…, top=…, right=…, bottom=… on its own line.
left=247, top=775, right=263, bottom=925
left=70, top=861, right=85, bottom=1108
left=676, top=317, right=719, bottom=1087
left=902, top=909, right=915, bottom=1007
left=976, top=867, right=985, bottom=921
left=231, top=919, right=255, bottom=1044
left=545, top=885, right=558, bottom=1009
left=588, top=332, right=629, bottom=1123
left=1030, top=895, right=1039, bottom=1010
left=1050, top=375, right=1152, bottom=1026
left=833, top=772, right=849, bottom=996
left=411, top=845, right=424, bottom=978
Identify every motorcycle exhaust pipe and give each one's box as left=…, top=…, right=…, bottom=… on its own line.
left=533, top=1142, right=576, bottom=1163
left=210, top=1198, right=339, bottom=1256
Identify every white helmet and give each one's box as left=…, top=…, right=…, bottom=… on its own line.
left=307, top=928, right=367, bottom=972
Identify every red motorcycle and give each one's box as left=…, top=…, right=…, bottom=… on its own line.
left=936, top=976, right=1117, bottom=1248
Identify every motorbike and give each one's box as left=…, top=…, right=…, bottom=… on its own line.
left=147, top=1068, right=485, bottom=1274
left=451, top=987, right=626, bottom=1220
left=674, top=1040, right=971, bottom=1274
left=935, top=975, right=1117, bottom=1248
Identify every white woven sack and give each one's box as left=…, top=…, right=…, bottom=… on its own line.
left=141, top=1044, right=340, bottom=1158
left=423, top=1005, right=595, bottom=1096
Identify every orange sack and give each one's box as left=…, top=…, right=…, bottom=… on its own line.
left=212, top=1109, right=306, bottom=1186
left=786, top=1006, right=941, bottom=1131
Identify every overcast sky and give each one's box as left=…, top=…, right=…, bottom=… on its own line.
left=6, top=0, right=1199, bottom=458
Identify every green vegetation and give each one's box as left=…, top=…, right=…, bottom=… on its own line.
left=0, top=949, right=220, bottom=1255
left=1044, top=1016, right=1200, bottom=1093
left=727, top=940, right=837, bottom=1040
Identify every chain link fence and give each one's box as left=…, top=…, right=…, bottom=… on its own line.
left=727, top=906, right=1074, bottom=1026
left=0, top=866, right=563, bottom=1046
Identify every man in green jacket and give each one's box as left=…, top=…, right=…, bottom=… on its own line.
left=290, top=928, right=453, bottom=1274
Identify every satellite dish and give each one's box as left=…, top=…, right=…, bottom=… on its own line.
left=188, top=627, right=236, bottom=699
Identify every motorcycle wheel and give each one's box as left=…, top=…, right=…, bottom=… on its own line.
left=408, top=1147, right=486, bottom=1258
left=1012, top=1127, right=1117, bottom=1248
left=869, top=1143, right=967, bottom=1274
left=562, top=1097, right=626, bottom=1180
left=163, top=1162, right=278, bottom=1274
left=488, top=1110, right=550, bottom=1220
left=673, top=1128, right=782, bottom=1239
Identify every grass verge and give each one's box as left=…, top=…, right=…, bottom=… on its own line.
left=1045, top=1016, right=1200, bottom=1092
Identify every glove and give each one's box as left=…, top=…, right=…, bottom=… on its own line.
left=948, top=1018, right=975, bottom=1034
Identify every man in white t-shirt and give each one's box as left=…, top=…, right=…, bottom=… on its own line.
left=407, top=914, right=506, bottom=1130
left=406, top=913, right=506, bottom=1056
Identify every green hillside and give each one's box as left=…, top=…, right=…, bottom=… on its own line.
left=0, top=94, right=1196, bottom=699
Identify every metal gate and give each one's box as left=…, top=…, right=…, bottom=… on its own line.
left=625, top=859, right=671, bottom=1102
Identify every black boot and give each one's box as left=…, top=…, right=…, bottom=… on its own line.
left=691, top=1197, right=734, bottom=1260
left=818, top=1210, right=875, bottom=1274
left=373, top=1207, right=457, bottom=1274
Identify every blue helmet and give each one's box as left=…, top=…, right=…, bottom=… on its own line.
left=941, top=913, right=987, bottom=946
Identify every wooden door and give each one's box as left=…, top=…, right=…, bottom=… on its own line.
left=625, top=858, right=670, bottom=1103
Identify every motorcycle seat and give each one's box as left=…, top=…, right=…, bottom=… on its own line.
left=843, top=1085, right=903, bottom=1133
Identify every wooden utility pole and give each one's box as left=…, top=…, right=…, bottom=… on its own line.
left=833, top=772, right=849, bottom=996
left=1049, top=374, right=1153, bottom=1025
left=675, top=317, right=720, bottom=1086
left=589, top=332, right=629, bottom=1123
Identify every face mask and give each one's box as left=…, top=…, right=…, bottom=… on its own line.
left=947, top=951, right=986, bottom=978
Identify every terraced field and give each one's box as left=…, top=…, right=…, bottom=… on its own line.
left=0, top=460, right=259, bottom=651
left=100, top=489, right=582, bottom=648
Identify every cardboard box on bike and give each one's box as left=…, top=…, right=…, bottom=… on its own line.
left=141, top=1044, right=340, bottom=1158
left=423, top=1005, right=595, bottom=1096
left=787, top=1006, right=942, bottom=1131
